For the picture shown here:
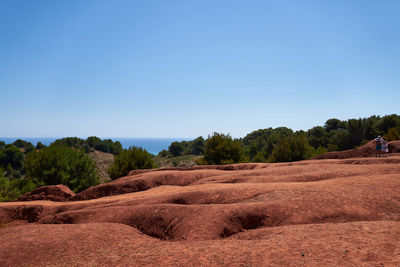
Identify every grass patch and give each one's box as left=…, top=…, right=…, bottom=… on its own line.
left=154, top=155, right=202, bottom=168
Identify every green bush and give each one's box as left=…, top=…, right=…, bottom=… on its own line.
left=93, top=139, right=122, bottom=155
left=189, top=136, right=205, bottom=155
left=0, top=167, right=41, bottom=202
left=0, top=144, right=24, bottom=169
left=158, top=149, right=169, bottom=157
left=269, top=134, right=312, bottom=163
left=36, top=142, right=47, bottom=150
left=25, top=145, right=100, bottom=193
left=202, top=133, right=246, bottom=165
left=24, top=143, right=36, bottom=154
left=52, top=137, right=85, bottom=149
left=13, top=139, right=27, bottom=148
left=385, top=126, right=400, bottom=142
left=86, top=136, right=101, bottom=148
left=168, top=142, right=184, bottom=157
left=108, top=147, right=156, bottom=180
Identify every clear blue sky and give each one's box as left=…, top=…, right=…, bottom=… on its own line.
left=1, top=0, right=399, bottom=138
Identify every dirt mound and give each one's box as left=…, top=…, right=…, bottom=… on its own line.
left=128, top=163, right=267, bottom=176
left=312, top=140, right=400, bottom=159
left=389, top=140, right=400, bottom=152
left=72, top=163, right=267, bottom=201
left=16, top=184, right=75, bottom=202
left=1, top=156, right=400, bottom=266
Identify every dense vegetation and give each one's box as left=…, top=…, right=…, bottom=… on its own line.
left=0, top=136, right=124, bottom=201
left=199, top=133, right=246, bottom=164
left=108, top=147, right=156, bottom=180
left=25, top=145, right=100, bottom=193
left=158, top=136, right=205, bottom=158
left=52, top=136, right=123, bottom=155
left=160, top=114, right=400, bottom=164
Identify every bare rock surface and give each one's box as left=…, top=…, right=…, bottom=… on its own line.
left=1, top=155, right=400, bottom=266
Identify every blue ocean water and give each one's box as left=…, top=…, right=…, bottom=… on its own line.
left=0, top=137, right=190, bottom=155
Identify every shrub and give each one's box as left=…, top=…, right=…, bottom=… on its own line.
left=13, top=139, right=26, bottom=148
left=36, top=142, right=47, bottom=150
left=168, top=142, right=184, bottom=157
left=52, top=137, right=85, bottom=149
left=94, top=141, right=110, bottom=153
left=24, top=143, right=36, bottom=154
left=0, top=144, right=24, bottom=169
left=108, top=147, right=156, bottom=180
left=385, top=126, right=400, bottom=142
left=202, top=133, right=245, bottom=165
left=25, top=145, right=99, bottom=193
left=86, top=136, right=101, bottom=148
left=0, top=166, right=42, bottom=201
left=269, top=134, right=312, bottom=163
left=189, top=136, right=205, bottom=155
left=158, top=149, right=169, bottom=157
left=93, top=139, right=122, bottom=155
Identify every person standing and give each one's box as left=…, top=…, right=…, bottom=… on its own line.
left=381, top=137, right=389, bottom=157
left=374, top=136, right=383, bottom=157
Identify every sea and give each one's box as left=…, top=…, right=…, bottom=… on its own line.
left=0, top=137, right=191, bottom=155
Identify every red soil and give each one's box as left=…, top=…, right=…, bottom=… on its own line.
left=312, top=140, right=400, bottom=159
left=1, top=156, right=400, bottom=266
left=16, top=184, right=75, bottom=202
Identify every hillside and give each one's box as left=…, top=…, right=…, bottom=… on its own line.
left=87, top=150, right=114, bottom=183
left=1, top=155, right=400, bottom=266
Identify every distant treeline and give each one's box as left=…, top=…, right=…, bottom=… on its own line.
left=161, top=114, right=400, bottom=164
left=52, top=136, right=123, bottom=155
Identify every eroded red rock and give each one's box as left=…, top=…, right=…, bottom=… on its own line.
left=1, top=155, right=400, bottom=266
left=16, top=184, right=75, bottom=202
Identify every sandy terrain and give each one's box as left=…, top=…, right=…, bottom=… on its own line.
left=1, top=153, right=400, bottom=266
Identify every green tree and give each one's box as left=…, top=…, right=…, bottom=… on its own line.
left=328, top=129, right=351, bottom=151
left=158, top=149, right=169, bottom=157
left=385, top=126, right=400, bottom=142
left=0, top=144, right=24, bottom=169
left=169, top=142, right=184, bottom=157
left=13, top=139, right=26, bottom=148
left=24, top=142, right=36, bottom=154
left=307, top=126, right=328, bottom=149
left=0, top=166, right=40, bottom=202
left=373, top=114, right=400, bottom=135
left=202, top=133, right=245, bottom=165
left=52, top=137, right=85, bottom=149
left=364, top=115, right=380, bottom=140
left=189, top=136, right=205, bottom=155
left=94, top=141, right=110, bottom=153
left=36, top=142, right=47, bottom=150
left=324, top=118, right=343, bottom=132
left=108, top=147, right=156, bottom=180
left=269, top=134, right=311, bottom=162
left=94, top=139, right=122, bottom=155
left=86, top=136, right=101, bottom=148
left=347, top=118, right=364, bottom=148
left=25, top=145, right=99, bottom=193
